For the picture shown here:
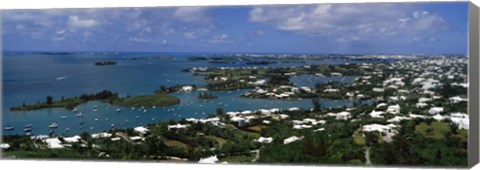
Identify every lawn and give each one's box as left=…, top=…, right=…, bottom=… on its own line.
left=246, top=125, right=267, bottom=133
left=415, top=122, right=451, bottom=140
left=206, top=136, right=227, bottom=146
left=164, top=139, right=189, bottom=151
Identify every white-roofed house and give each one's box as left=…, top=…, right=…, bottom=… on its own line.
left=256, top=137, right=273, bottom=143
left=283, top=136, right=303, bottom=145
left=134, top=126, right=149, bottom=135
left=386, top=104, right=401, bottom=114
left=428, top=107, right=444, bottom=115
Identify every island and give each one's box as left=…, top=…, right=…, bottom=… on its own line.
left=10, top=90, right=180, bottom=111
left=94, top=60, right=117, bottom=66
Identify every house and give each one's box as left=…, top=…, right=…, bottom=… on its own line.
left=181, top=86, right=193, bottom=91
left=450, top=113, right=469, bottom=130
left=198, top=155, right=219, bottom=164
left=129, top=136, right=142, bottom=141
left=336, top=111, right=351, bottom=120
left=387, top=116, right=410, bottom=123
left=428, top=107, right=444, bottom=115
left=372, top=88, right=385, bottom=93
left=362, top=124, right=396, bottom=137
left=283, top=136, right=303, bottom=145
left=167, top=124, right=190, bottom=131
left=369, top=110, right=385, bottom=118
left=416, top=102, right=428, bottom=108
left=134, top=126, right=149, bottom=135
left=44, top=138, right=64, bottom=149
left=63, top=135, right=81, bottom=143
left=0, top=143, right=10, bottom=149
left=324, top=88, right=339, bottom=93
left=91, top=132, right=112, bottom=139
left=376, top=103, right=387, bottom=108
left=256, top=137, right=273, bottom=143
left=386, top=104, right=401, bottom=114
left=449, top=96, right=467, bottom=104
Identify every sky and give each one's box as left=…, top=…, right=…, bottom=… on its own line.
left=1, top=2, right=469, bottom=54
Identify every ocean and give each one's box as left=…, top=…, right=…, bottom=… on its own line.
left=2, top=52, right=369, bottom=136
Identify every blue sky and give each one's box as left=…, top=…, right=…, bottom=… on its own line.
left=1, top=2, right=468, bottom=54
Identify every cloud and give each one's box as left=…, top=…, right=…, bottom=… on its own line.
left=205, top=34, right=234, bottom=44
left=68, top=15, right=98, bottom=29
left=173, top=7, right=212, bottom=24
left=248, top=4, right=447, bottom=42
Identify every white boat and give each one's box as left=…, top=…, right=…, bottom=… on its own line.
left=60, top=116, right=67, bottom=119
left=93, top=109, right=98, bottom=112
left=72, top=108, right=78, bottom=112
left=4, top=126, right=14, bottom=130
left=25, top=124, right=32, bottom=128
left=116, top=108, right=121, bottom=112
left=48, top=123, right=58, bottom=128
left=24, top=128, right=32, bottom=132
left=65, top=128, right=70, bottom=132
left=76, top=113, right=83, bottom=117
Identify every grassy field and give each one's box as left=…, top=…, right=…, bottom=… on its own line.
left=415, top=122, right=451, bottom=140
left=164, top=139, right=189, bottom=151
left=113, top=93, right=180, bottom=107
left=246, top=125, right=267, bottom=133
left=225, top=124, right=261, bottom=138
left=206, top=136, right=227, bottom=146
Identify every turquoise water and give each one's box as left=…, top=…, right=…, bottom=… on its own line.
left=2, top=52, right=368, bottom=136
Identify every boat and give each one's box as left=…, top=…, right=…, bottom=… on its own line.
left=60, top=116, right=67, bottom=119
left=76, top=113, right=83, bottom=117
left=116, top=108, right=121, bottom=112
left=65, top=128, right=70, bottom=132
left=93, top=109, right=98, bottom=112
left=24, top=128, right=32, bottom=132
left=25, top=124, right=33, bottom=128
left=111, top=124, right=115, bottom=127
left=25, top=132, right=31, bottom=136
left=4, top=126, right=14, bottom=130
left=72, top=108, right=78, bottom=112
left=48, top=123, right=58, bottom=128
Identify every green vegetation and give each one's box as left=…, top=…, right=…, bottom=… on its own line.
left=415, top=122, right=451, bottom=140
left=10, top=90, right=180, bottom=111
left=112, top=93, right=180, bottom=107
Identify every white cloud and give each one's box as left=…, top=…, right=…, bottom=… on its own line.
left=248, top=4, right=447, bottom=42
left=68, top=15, right=98, bottom=28
left=206, top=33, right=234, bottom=44
left=173, top=7, right=211, bottom=23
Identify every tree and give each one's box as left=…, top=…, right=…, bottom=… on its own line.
left=46, top=95, right=53, bottom=105
left=216, top=107, right=224, bottom=117
left=312, top=98, right=322, bottom=112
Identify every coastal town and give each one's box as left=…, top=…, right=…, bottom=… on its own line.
left=1, top=54, right=468, bottom=166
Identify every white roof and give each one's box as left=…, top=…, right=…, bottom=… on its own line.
left=283, top=136, right=302, bottom=145
left=257, top=137, right=273, bottom=143
left=63, top=135, right=81, bottom=143
left=91, top=132, right=112, bottom=139
left=130, top=136, right=142, bottom=141
left=428, top=107, right=444, bottom=115
left=44, top=138, right=64, bottom=149
left=369, top=110, right=385, bottom=118
left=198, top=155, right=219, bottom=164
left=0, top=143, right=10, bottom=149
left=134, top=126, right=149, bottom=134
left=376, top=103, right=387, bottom=108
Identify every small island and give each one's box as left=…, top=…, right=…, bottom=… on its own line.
left=10, top=90, right=180, bottom=111
left=197, top=93, right=218, bottom=100
left=94, top=60, right=117, bottom=66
